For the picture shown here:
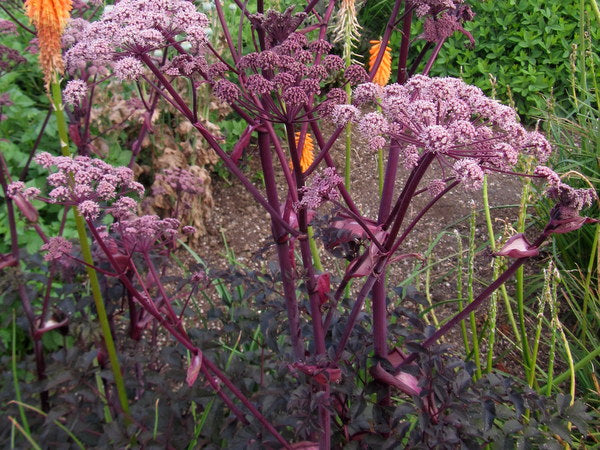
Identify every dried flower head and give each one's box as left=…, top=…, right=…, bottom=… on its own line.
left=154, top=168, right=204, bottom=195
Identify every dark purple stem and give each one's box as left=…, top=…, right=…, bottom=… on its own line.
left=285, top=123, right=326, bottom=356
left=377, top=142, right=401, bottom=224
left=258, top=131, right=304, bottom=359
left=395, top=234, right=548, bottom=370
left=396, top=2, right=413, bottom=84
left=86, top=221, right=288, bottom=445
left=214, top=0, right=239, bottom=62
left=422, top=39, right=445, bottom=76
left=389, top=180, right=460, bottom=255
left=0, top=157, right=49, bottom=411
left=138, top=54, right=299, bottom=236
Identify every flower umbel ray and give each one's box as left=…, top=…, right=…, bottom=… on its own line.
left=369, top=40, right=392, bottom=87
left=25, top=0, right=72, bottom=87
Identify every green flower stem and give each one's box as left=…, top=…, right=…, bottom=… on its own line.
left=468, top=207, right=482, bottom=380
left=545, top=324, right=557, bottom=396
left=455, top=231, right=470, bottom=355
left=591, top=0, right=600, bottom=23
left=543, top=344, right=600, bottom=391
left=377, top=149, right=384, bottom=196
left=515, top=171, right=532, bottom=382
left=580, top=224, right=599, bottom=346
left=50, top=79, right=130, bottom=418
left=308, top=225, right=323, bottom=271
left=482, top=176, right=520, bottom=372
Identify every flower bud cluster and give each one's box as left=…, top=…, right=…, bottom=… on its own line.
left=535, top=166, right=597, bottom=211
left=211, top=28, right=365, bottom=121
left=111, top=215, right=181, bottom=254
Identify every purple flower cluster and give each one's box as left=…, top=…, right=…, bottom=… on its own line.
left=1, top=45, right=26, bottom=75
left=62, top=79, right=88, bottom=106
left=34, top=152, right=144, bottom=220
left=0, top=19, right=17, bottom=35
left=535, top=166, right=597, bottom=211
left=41, top=237, right=73, bottom=262
left=6, top=181, right=41, bottom=200
left=296, top=167, right=343, bottom=210
left=64, top=0, right=209, bottom=79
left=154, top=168, right=204, bottom=195
left=343, top=75, right=554, bottom=189
left=110, top=215, right=181, bottom=254
left=211, top=29, right=364, bottom=122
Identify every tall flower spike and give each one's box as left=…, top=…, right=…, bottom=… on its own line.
left=369, top=40, right=392, bottom=87
left=290, top=132, right=315, bottom=173
left=332, top=0, right=362, bottom=64
left=25, top=0, right=72, bottom=87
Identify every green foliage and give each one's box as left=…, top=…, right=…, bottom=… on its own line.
left=431, top=0, right=599, bottom=122
left=359, top=0, right=599, bottom=123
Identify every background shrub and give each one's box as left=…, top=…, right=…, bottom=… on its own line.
left=360, top=0, right=600, bottom=122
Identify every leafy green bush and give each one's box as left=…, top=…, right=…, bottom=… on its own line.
left=432, top=0, right=600, bottom=121
left=360, top=0, right=599, bottom=123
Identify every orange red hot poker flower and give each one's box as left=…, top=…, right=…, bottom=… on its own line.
left=289, top=132, right=315, bottom=173
left=369, top=40, right=392, bottom=87
left=25, top=0, right=72, bottom=87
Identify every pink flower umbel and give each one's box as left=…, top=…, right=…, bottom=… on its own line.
left=34, top=152, right=143, bottom=220
left=340, top=75, right=555, bottom=190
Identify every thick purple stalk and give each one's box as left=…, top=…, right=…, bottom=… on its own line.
left=285, top=123, right=326, bottom=356
left=200, top=364, right=249, bottom=424
left=286, top=121, right=330, bottom=448
left=140, top=54, right=297, bottom=234
left=333, top=153, right=436, bottom=362
left=258, top=131, right=304, bottom=359
left=377, top=142, right=401, bottom=224
left=370, top=155, right=436, bottom=357
left=395, top=234, right=548, bottom=370
left=214, top=0, right=239, bottom=62
left=306, top=113, right=362, bottom=217
left=384, top=153, right=435, bottom=238
left=422, top=39, right=445, bottom=76
left=333, top=271, right=381, bottom=362
left=389, top=180, right=460, bottom=255
left=202, top=358, right=291, bottom=448
left=396, top=2, right=413, bottom=84
left=372, top=279, right=388, bottom=358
